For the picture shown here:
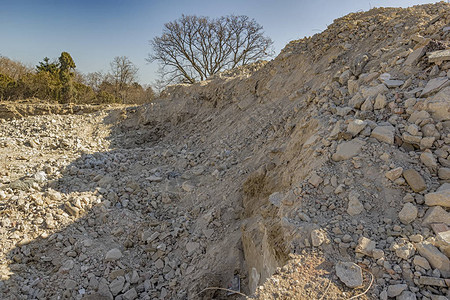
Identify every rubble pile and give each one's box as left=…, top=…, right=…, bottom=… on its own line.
left=0, top=2, right=449, bottom=300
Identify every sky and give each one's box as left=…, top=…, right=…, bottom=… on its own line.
left=0, top=0, right=440, bottom=85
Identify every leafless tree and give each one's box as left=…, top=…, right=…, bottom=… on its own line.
left=148, top=15, right=274, bottom=84
left=110, top=56, right=139, bottom=103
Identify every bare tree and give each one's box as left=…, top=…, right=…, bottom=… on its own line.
left=110, top=56, right=139, bottom=103
left=148, top=15, right=274, bottom=84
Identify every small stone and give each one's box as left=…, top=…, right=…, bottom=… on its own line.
left=418, top=276, right=447, bottom=287
left=398, top=203, right=418, bottom=224
left=420, top=77, right=449, bottom=97
left=182, top=182, right=195, bottom=192
left=311, top=229, right=326, bottom=247
left=397, top=291, right=417, bottom=300
left=385, top=167, right=403, bottom=181
left=374, top=94, right=387, bottom=109
left=425, top=190, right=450, bottom=208
left=355, top=236, right=375, bottom=256
left=395, top=242, right=415, bottom=260
left=422, top=206, right=450, bottom=226
left=384, top=79, right=404, bottom=88
left=372, top=249, right=384, bottom=259
left=347, top=191, right=364, bottom=216
left=403, top=169, right=426, bottom=192
left=420, top=151, right=437, bottom=171
left=387, top=284, right=407, bottom=297
left=413, top=255, right=431, bottom=270
left=308, top=173, right=323, bottom=188
left=335, top=262, right=363, bottom=288
left=104, top=248, right=122, bottom=262
left=371, top=126, right=395, bottom=144
left=109, top=276, right=125, bottom=296
left=186, top=241, right=199, bottom=254
left=147, top=175, right=163, bottom=182
left=123, top=288, right=138, bottom=300
left=347, top=119, right=367, bottom=136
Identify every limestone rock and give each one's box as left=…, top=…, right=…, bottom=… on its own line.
left=420, top=151, right=437, bottom=171
left=420, top=77, right=449, bottom=97
left=426, top=86, right=450, bottom=121
left=332, top=139, right=363, bottom=161
left=403, top=169, right=426, bottom=192
left=438, top=168, right=450, bottom=180
left=413, top=255, right=431, bottom=270
left=355, top=236, right=375, bottom=256
left=347, top=119, right=367, bottom=136
left=404, top=46, right=426, bottom=66
left=422, top=206, right=450, bottom=226
left=425, top=190, right=450, bottom=208
left=335, top=262, right=363, bottom=288
left=347, top=191, right=364, bottom=216
left=371, top=125, right=395, bottom=144
left=397, top=291, right=417, bottom=300
left=385, top=167, right=403, bottom=181
left=374, top=93, right=387, bottom=109
left=104, top=248, right=122, bottom=262
left=398, top=203, right=418, bottom=224
left=415, top=242, right=450, bottom=277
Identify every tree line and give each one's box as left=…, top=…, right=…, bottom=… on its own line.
left=1, top=14, right=272, bottom=103
left=0, top=53, right=154, bottom=104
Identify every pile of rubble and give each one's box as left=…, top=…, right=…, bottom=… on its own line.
left=0, top=2, right=449, bottom=300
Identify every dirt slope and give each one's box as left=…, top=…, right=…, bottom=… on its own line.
left=1, top=2, right=450, bottom=300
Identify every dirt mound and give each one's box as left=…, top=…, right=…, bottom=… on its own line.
left=1, top=2, right=450, bottom=300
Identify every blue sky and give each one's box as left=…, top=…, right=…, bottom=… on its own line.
left=0, top=0, right=437, bottom=85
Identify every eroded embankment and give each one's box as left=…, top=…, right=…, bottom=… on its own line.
left=1, top=2, right=450, bottom=300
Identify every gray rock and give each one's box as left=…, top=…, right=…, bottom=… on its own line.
left=332, top=139, right=363, bottom=161
left=397, top=291, right=417, bottom=300
left=387, top=284, right=407, bottom=297
left=335, top=262, right=363, bottom=288
left=371, top=126, right=395, bottom=144
left=347, top=119, right=367, bottom=136
left=384, top=79, right=404, bottom=88
left=105, top=248, right=122, bottom=262
left=420, top=77, right=449, bottom=97
left=109, top=276, right=125, bottom=296
left=123, top=288, right=138, bottom=300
